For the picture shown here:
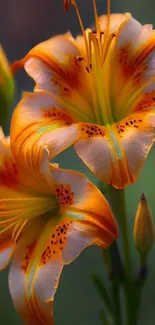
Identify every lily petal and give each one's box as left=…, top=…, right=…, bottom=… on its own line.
left=23, top=211, right=116, bottom=325
left=146, top=110, right=155, bottom=126
left=0, top=126, right=53, bottom=195
left=9, top=217, right=63, bottom=325
left=9, top=243, right=39, bottom=325
left=111, top=15, right=155, bottom=119
left=75, top=133, right=115, bottom=185
left=75, top=118, right=154, bottom=188
left=11, top=92, right=79, bottom=167
left=98, top=13, right=128, bottom=34
left=27, top=218, right=63, bottom=325
left=23, top=34, right=95, bottom=122
left=121, top=116, right=154, bottom=182
left=8, top=217, right=53, bottom=325
left=61, top=221, right=96, bottom=263
left=0, top=224, right=14, bottom=270
left=50, top=166, right=118, bottom=245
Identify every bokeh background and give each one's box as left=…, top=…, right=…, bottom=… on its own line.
left=0, top=0, right=155, bottom=324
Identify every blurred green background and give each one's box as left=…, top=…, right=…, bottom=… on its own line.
left=0, top=0, right=155, bottom=324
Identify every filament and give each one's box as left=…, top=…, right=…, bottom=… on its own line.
left=12, top=220, right=27, bottom=242
left=92, top=0, right=100, bottom=40
left=102, top=0, right=112, bottom=64
left=107, top=0, right=111, bottom=36
left=65, top=0, right=90, bottom=64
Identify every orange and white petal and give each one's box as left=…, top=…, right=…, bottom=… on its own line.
left=17, top=216, right=93, bottom=325
left=9, top=243, right=39, bottom=325
left=22, top=34, right=94, bottom=122
left=0, top=127, right=51, bottom=195
left=37, top=217, right=110, bottom=268
left=118, top=79, right=155, bottom=126
left=98, top=13, right=128, bottom=34
left=115, top=16, right=152, bottom=51
left=0, top=129, right=31, bottom=195
left=120, top=116, right=155, bottom=182
left=24, top=34, right=80, bottom=93
left=8, top=218, right=50, bottom=325
left=27, top=34, right=80, bottom=69
left=26, top=215, right=116, bottom=325
left=130, top=80, right=155, bottom=115
left=75, top=133, right=115, bottom=184
left=74, top=123, right=117, bottom=185
left=11, top=91, right=79, bottom=176
left=146, top=109, right=155, bottom=126
left=25, top=35, right=89, bottom=91
left=25, top=58, right=60, bottom=95
left=61, top=221, right=114, bottom=263
left=50, top=166, right=118, bottom=245
left=112, top=77, right=155, bottom=125
left=111, top=15, right=155, bottom=119
left=11, top=217, right=64, bottom=325
left=0, top=224, right=14, bottom=270
left=75, top=118, right=154, bottom=189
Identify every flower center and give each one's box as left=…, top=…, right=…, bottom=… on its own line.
left=64, top=0, right=117, bottom=126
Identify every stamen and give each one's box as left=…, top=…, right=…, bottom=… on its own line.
left=64, top=0, right=90, bottom=64
left=92, top=0, right=100, bottom=41
left=0, top=217, right=18, bottom=227
left=12, top=220, right=27, bottom=243
left=102, top=0, right=111, bottom=64
left=107, top=0, right=111, bottom=36
left=102, top=32, right=115, bottom=61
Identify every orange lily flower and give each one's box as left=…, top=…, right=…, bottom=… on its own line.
left=0, top=127, right=117, bottom=325
left=11, top=0, right=155, bottom=188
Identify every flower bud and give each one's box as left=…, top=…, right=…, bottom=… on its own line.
left=134, top=193, right=154, bottom=257
left=0, top=45, right=15, bottom=128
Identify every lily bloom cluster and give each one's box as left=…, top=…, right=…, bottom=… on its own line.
left=0, top=0, right=155, bottom=324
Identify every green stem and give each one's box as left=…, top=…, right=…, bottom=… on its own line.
left=108, top=187, right=131, bottom=276
left=102, top=241, right=124, bottom=325
left=99, top=310, right=113, bottom=325
left=108, top=186, right=138, bottom=325
left=134, top=257, right=148, bottom=322
left=112, top=281, right=122, bottom=325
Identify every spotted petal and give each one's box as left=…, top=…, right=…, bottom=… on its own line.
left=75, top=117, right=154, bottom=189
left=11, top=92, right=79, bottom=173
left=50, top=166, right=118, bottom=245
left=111, top=14, right=155, bottom=120
left=23, top=35, right=94, bottom=122
left=9, top=219, right=47, bottom=325
left=10, top=204, right=116, bottom=325
left=8, top=216, right=97, bottom=325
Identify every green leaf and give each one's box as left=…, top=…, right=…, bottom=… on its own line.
left=92, top=273, right=113, bottom=315
left=99, top=310, right=114, bottom=325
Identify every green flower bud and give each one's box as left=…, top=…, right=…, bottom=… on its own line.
left=0, top=46, right=15, bottom=128
left=134, top=193, right=154, bottom=257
